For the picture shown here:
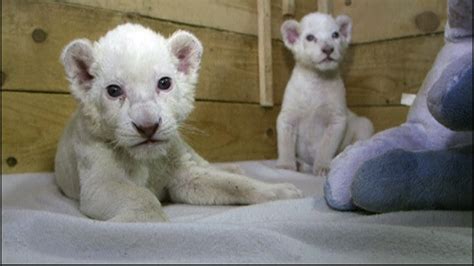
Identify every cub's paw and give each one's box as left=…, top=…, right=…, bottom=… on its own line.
left=276, top=160, right=297, bottom=171
left=217, top=164, right=246, bottom=175
left=313, top=166, right=330, bottom=177
left=313, top=159, right=331, bottom=177
left=251, top=183, right=303, bottom=203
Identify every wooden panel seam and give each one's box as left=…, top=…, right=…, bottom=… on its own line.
left=258, top=0, right=274, bottom=107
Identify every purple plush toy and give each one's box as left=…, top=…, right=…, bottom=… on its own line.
left=324, top=0, right=472, bottom=212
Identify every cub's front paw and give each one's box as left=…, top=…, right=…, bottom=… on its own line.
left=313, top=160, right=331, bottom=177
left=276, top=160, right=297, bottom=171
left=251, top=183, right=303, bottom=203
left=313, top=166, right=330, bottom=177
left=217, top=164, right=246, bottom=175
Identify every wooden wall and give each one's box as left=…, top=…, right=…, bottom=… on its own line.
left=1, top=0, right=447, bottom=173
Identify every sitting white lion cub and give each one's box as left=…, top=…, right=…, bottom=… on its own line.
left=55, top=23, right=302, bottom=223
left=276, top=13, right=374, bottom=176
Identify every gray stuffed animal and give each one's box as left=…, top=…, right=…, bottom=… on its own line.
left=324, top=0, right=472, bottom=213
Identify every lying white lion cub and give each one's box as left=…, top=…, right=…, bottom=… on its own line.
left=276, top=13, right=374, bottom=176
left=55, top=23, right=302, bottom=223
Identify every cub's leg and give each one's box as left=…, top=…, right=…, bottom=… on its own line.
left=349, top=115, right=374, bottom=143
left=77, top=144, right=168, bottom=223
left=339, top=115, right=374, bottom=152
left=180, top=140, right=246, bottom=175
left=168, top=166, right=303, bottom=205
left=276, top=111, right=298, bottom=171
left=313, top=111, right=347, bottom=176
left=216, top=164, right=246, bottom=175
left=297, top=161, right=313, bottom=174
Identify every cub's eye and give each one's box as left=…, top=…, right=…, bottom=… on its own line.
left=106, top=85, right=123, bottom=98
left=157, top=77, right=172, bottom=91
left=306, top=34, right=316, bottom=42
left=332, top=32, right=340, bottom=39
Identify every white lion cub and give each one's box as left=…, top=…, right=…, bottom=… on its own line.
left=55, top=23, right=302, bottom=223
left=276, top=13, right=374, bottom=176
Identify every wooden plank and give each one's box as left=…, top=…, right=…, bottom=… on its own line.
left=332, top=0, right=447, bottom=44
left=62, top=0, right=446, bottom=44
left=282, top=0, right=296, bottom=17
left=2, top=0, right=444, bottom=106
left=58, top=0, right=318, bottom=41
left=317, top=0, right=334, bottom=14
left=2, top=91, right=408, bottom=174
left=184, top=102, right=279, bottom=163
left=2, top=92, right=78, bottom=174
left=258, top=0, right=273, bottom=107
left=341, top=33, right=444, bottom=106
left=58, top=0, right=258, bottom=37
left=352, top=106, right=409, bottom=133
left=1, top=92, right=279, bottom=174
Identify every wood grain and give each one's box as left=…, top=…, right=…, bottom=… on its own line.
left=60, top=0, right=446, bottom=44
left=332, top=0, right=447, bottom=44
left=58, top=0, right=318, bottom=41
left=341, top=33, right=444, bottom=106
left=2, top=92, right=78, bottom=174
left=352, top=106, right=409, bottom=133
left=2, top=91, right=408, bottom=174
left=2, top=0, right=444, bottom=107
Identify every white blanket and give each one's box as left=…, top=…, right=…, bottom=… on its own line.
left=2, top=160, right=472, bottom=263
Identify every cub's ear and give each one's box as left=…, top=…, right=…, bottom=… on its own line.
left=167, top=30, right=203, bottom=76
left=281, top=19, right=301, bottom=50
left=336, top=15, right=352, bottom=44
left=61, top=39, right=95, bottom=96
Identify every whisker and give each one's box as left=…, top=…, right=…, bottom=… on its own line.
left=178, top=122, right=207, bottom=136
left=108, top=138, right=122, bottom=150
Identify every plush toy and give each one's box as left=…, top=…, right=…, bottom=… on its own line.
left=324, top=0, right=472, bottom=213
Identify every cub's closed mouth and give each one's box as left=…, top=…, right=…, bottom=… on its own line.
left=134, top=139, right=169, bottom=147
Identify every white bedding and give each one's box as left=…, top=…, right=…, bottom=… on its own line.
left=2, top=160, right=472, bottom=263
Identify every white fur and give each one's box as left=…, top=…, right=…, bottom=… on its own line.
left=276, top=13, right=374, bottom=176
left=55, top=23, right=302, bottom=223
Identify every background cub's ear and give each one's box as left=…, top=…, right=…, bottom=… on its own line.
left=61, top=39, right=95, bottom=97
left=168, top=30, right=203, bottom=76
left=281, top=20, right=300, bottom=50
left=336, top=15, right=352, bottom=44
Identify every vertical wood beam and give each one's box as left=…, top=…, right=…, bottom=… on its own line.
left=282, top=0, right=295, bottom=17
left=317, top=0, right=333, bottom=14
left=258, top=0, right=273, bottom=107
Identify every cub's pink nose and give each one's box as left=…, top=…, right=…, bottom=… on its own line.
left=133, top=121, right=160, bottom=139
left=322, top=46, right=334, bottom=55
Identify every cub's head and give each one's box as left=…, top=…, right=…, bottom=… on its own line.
left=281, top=12, right=352, bottom=72
left=61, top=23, right=203, bottom=160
